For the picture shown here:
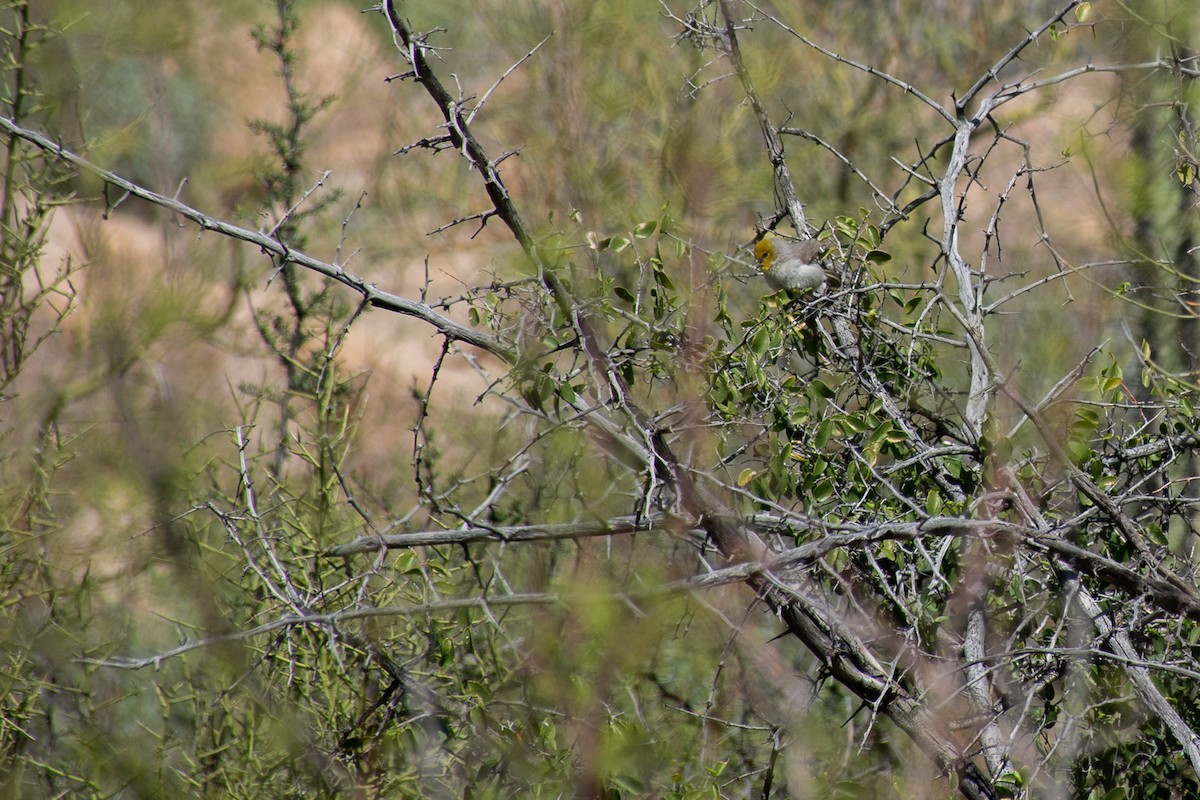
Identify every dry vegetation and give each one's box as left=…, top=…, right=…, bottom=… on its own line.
left=4, top=1, right=1200, bottom=798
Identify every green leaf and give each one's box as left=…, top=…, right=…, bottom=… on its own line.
left=1176, top=161, right=1195, bottom=186
left=605, top=235, right=630, bottom=252
left=840, top=414, right=869, bottom=434
left=865, top=249, right=892, bottom=264
left=395, top=551, right=421, bottom=574
left=1066, top=438, right=1091, bottom=465
left=812, top=479, right=835, bottom=502
left=1075, top=2, right=1091, bottom=23
left=814, top=419, right=835, bottom=448
left=1147, top=524, right=1168, bottom=547
left=809, top=379, right=835, bottom=400
left=658, top=210, right=673, bottom=235
left=995, top=769, right=1024, bottom=798
left=856, top=224, right=881, bottom=249
left=614, top=286, right=635, bottom=303
left=750, top=327, right=770, bottom=356
left=879, top=538, right=896, bottom=562
left=633, top=220, right=657, bottom=238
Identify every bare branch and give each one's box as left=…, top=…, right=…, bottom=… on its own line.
left=0, top=114, right=514, bottom=362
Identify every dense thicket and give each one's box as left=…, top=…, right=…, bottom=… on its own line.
left=4, top=1, right=1200, bottom=798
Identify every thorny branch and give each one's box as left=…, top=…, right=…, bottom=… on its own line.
left=10, top=1, right=1200, bottom=796
left=382, top=1, right=1007, bottom=796
left=0, top=115, right=514, bottom=362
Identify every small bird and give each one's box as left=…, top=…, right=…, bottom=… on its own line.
left=754, top=235, right=826, bottom=293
